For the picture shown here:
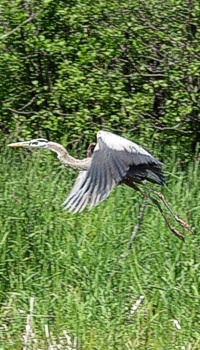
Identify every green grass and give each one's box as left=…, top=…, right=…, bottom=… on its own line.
left=0, top=142, right=200, bottom=349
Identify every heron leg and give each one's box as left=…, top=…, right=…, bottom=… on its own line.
left=146, top=194, right=184, bottom=240
left=124, top=180, right=184, bottom=241
left=140, top=184, right=192, bottom=232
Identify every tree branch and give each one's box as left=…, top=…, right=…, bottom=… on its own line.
left=120, top=197, right=148, bottom=262
left=0, top=10, right=42, bottom=41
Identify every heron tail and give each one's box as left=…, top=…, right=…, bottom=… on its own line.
left=128, top=165, right=165, bottom=185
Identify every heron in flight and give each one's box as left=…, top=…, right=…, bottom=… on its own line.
left=8, top=130, right=191, bottom=240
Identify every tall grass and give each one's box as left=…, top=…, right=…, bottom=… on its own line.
left=0, top=142, right=200, bottom=349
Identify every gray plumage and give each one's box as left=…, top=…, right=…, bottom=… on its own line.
left=8, top=130, right=164, bottom=213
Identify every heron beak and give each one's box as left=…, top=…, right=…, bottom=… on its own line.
left=8, top=141, right=30, bottom=148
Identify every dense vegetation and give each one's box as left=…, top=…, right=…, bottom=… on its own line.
left=0, top=0, right=200, bottom=348
left=0, top=0, right=200, bottom=159
left=0, top=146, right=200, bottom=349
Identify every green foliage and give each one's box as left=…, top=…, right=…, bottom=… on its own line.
left=0, top=142, right=200, bottom=348
left=0, top=0, right=199, bottom=159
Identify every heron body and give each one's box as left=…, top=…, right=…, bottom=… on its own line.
left=8, top=131, right=164, bottom=213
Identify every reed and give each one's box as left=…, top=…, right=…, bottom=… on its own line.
left=0, top=144, right=199, bottom=349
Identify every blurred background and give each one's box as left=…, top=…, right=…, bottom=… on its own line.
left=0, top=0, right=199, bottom=159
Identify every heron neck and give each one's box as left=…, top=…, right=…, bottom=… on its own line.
left=48, top=142, right=91, bottom=170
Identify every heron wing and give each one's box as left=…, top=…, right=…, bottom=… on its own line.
left=63, top=130, right=163, bottom=213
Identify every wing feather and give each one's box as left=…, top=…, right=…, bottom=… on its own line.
left=63, top=131, right=163, bottom=213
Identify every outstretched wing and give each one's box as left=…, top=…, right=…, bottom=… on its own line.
left=62, top=130, right=163, bottom=213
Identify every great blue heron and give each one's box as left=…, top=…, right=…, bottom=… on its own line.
left=8, top=130, right=191, bottom=240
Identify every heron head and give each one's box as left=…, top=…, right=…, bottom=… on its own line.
left=8, top=138, right=49, bottom=149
